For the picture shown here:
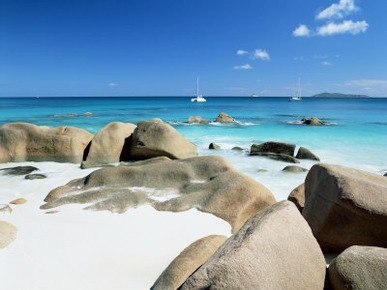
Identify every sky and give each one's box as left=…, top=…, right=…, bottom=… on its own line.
left=1, top=0, right=387, bottom=97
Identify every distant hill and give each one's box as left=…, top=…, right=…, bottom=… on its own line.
left=311, top=92, right=370, bottom=98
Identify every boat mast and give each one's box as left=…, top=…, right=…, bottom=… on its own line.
left=197, top=77, right=200, bottom=97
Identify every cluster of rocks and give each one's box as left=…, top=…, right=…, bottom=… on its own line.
left=0, top=165, right=46, bottom=179
left=250, top=141, right=320, bottom=164
left=188, top=112, right=236, bottom=124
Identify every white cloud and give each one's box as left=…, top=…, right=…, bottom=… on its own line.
left=317, top=20, right=369, bottom=36
left=108, top=83, right=118, bottom=87
left=252, top=49, right=270, bottom=61
left=322, top=61, right=333, bottom=66
left=317, top=0, right=358, bottom=20
left=293, top=24, right=310, bottom=37
left=233, top=64, right=253, bottom=70
left=236, top=50, right=248, bottom=55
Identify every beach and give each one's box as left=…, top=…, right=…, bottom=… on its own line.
left=0, top=96, right=386, bottom=289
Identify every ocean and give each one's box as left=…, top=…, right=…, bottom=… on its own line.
left=1, top=96, right=386, bottom=200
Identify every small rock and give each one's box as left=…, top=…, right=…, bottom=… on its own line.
left=25, top=173, right=47, bottom=180
left=282, top=165, right=308, bottom=173
left=0, top=204, right=12, bottom=214
left=215, top=112, right=235, bottom=123
left=188, top=116, right=209, bottom=124
left=209, top=143, right=220, bottom=150
left=250, top=152, right=300, bottom=163
left=45, top=210, right=59, bottom=214
left=231, top=146, right=244, bottom=151
left=288, top=184, right=305, bottom=212
left=250, top=141, right=296, bottom=156
left=296, top=146, right=320, bottom=161
left=301, top=117, right=326, bottom=126
left=10, top=198, right=27, bottom=205
left=0, top=166, right=39, bottom=176
left=257, top=169, right=269, bottom=173
left=0, top=220, right=18, bottom=249
left=81, top=112, right=93, bottom=116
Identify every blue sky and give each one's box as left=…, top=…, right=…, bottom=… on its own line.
left=2, top=0, right=387, bottom=97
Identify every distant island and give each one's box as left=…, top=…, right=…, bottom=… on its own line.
left=311, top=92, right=370, bottom=98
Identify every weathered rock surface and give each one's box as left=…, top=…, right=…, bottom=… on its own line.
left=301, top=117, right=327, bottom=126
left=188, top=116, right=209, bottom=124
left=288, top=183, right=305, bottom=212
left=41, top=156, right=276, bottom=233
left=10, top=198, right=27, bottom=205
left=251, top=141, right=296, bottom=156
left=0, top=204, right=12, bottom=214
left=0, top=122, right=93, bottom=163
left=209, top=143, right=220, bottom=150
left=250, top=152, right=300, bottom=163
left=181, top=201, right=326, bottom=289
left=384, top=172, right=387, bottom=177
left=231, top=146, right=244, bottom=151
left=130, top=119, right=198, bottom=160
left=296, top=146, right=320, bottom=161
left=327, top=246, right=387, bottom=290
left=151, top=235, right=227, bottom=290
left=0, top=220, right=17, bottom=249
left=0, top=166, right=38, bottom=175
left=81, top=122, right=136, bottom=168
left=25, top=173, right=46, bottom=180
left=303, top=163, right=387, bottom=252
left=282, top=165, right=308, bottom=173
left=215, top=112, right=235, bottom=123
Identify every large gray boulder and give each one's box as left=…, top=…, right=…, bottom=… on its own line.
left=41, top=156, right=276, bottom=233
left=181, top=201, right=326, bottom=289
left=303, top=163, right=387, bottom=252
left=0, top=122, right=93, bottom=163
left=81, top=122, right=136, bottom=168
left=215, top=112, right=235, bottom=123
left=251, top=141, right=296, bottom=156
left=327, top=246, right=387, bottom=289
left=151, top=235, right=227, bottom=290
left=130, top=119, right=198, bottom=160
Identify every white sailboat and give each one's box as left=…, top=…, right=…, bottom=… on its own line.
left=191, top=77, right=206, bottom=102
left=289, top=77, right=302, bottom=101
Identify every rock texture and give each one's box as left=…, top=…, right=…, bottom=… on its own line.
left=215, top=112, right=235, bottom=123
left=41, top=156, right=276, bottom=233
left=282, top=165, right=308, bottom=173
left=0, top=122, right=93, bottom=163
left=250, top=152, right=300, bottom=163
left=288, top=183, right=305, bottom=212
left=296, top=146, right=320, bottom=161
left=81, top=122, right=136, bottom=168
left=327, top=246, right=387, bottom=290
left=251, top=141, right=296, bottom=156
left=301, top=117, right=327, bottom=126
left=0, top=166, right=38, bottom=175
left=209, top=143, right=220, bottom=150
left=130, top=119, right=198, bottom=160
left=151, top=235, right=227, bottom=290
left=181, top=201, right=326, bottom=289
left=25, top=173, right=46, bottom=180
left=188, top=116, right=209, bottom=124
left=303, top=163, right=387, bottom=252
left=10, top=198, right=27, bottom=205
left=0, top=220, right=17, bottom=249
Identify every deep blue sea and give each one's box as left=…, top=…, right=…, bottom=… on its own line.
left=1, top=96, right=386, bottom=200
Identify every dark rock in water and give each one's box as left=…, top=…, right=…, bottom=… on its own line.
left=301, top=117, right=327, bottom=126
left=41, top=156, right=276, bottom=233
left=0, top=166, right=39, bottom=176
left=250, top=152, right=300, bottom=163
left=81, top=122, right=136, bottom=169
left=130, top=118, right=198, bottom=160
left=282, top=165, right=308, bottom=173
left=287, top=183, right=305, bottom=212
left=384, top=172, right=387, bottom=177
left=296, top=146, right=320, bottom=161
left=25, top=173, right=47, bottom=180
left=327, top=246, right=387, bottom=290
left=303, top=163, right=387, bottom=252
left=151, top=235, right=227, bottom=290
left=231, top=146, right=244, bottom=151
left=250, top=141, right=296, bottom=156
left=180, top=201, right=326, bottom=289
left=215, top=112, right=235, bottom=123
left=209, top=143, right=220, bottom=150
left=188, top=116, right=209, bottom=124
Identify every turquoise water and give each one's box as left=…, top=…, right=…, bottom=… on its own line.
left=1, top=96, right=386, bottom=199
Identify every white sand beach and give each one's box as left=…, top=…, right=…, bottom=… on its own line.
left=0, top=162, right=231, bottom=289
